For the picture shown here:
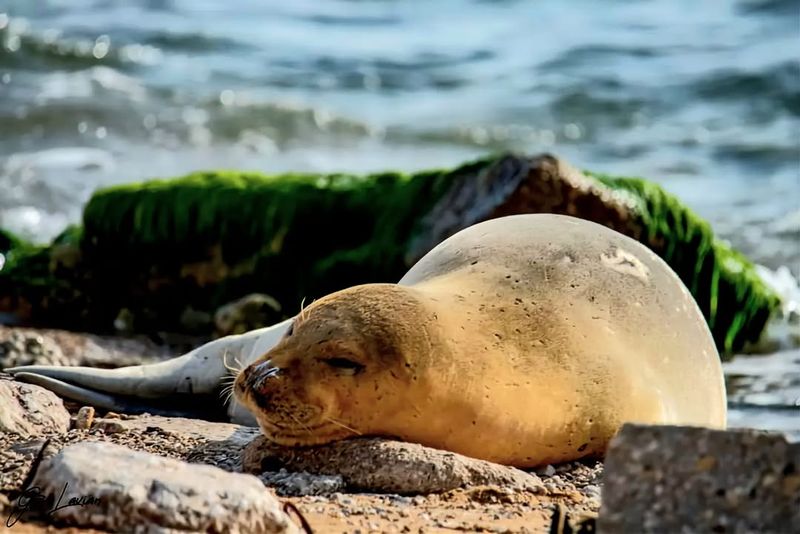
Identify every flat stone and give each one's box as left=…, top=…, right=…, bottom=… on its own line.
left=0, top=377, right=70, bottom=437
left=30, top=441, right=298, bottom=533
left=599, top=424, right=800, bottom=533
left=96, top=414, right=261, bottom=472
left=90, top=414, right=258, bottom=444
left=243, top=436, right=546, bottom=495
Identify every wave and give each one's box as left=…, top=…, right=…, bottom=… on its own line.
left=0, top=18, right=161, bottom=71
left=736, top=0, right=800, bottom=15
left=690, top=61, right=800, bottom=117
left=748, top=265, right=800, bottom=352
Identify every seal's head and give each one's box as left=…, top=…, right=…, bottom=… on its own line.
left=233, top=283, right=433, bottom=446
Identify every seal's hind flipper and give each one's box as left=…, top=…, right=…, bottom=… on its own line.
left=12, top=371, right=229, bottom=420
left=6, top=364, right=158, bottom=395
left=13, top=371, right=131, bottom=412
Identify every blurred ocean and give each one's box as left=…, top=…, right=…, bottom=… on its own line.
left=0, top=0, right=798, bottom=436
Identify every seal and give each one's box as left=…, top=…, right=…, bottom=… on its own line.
left=234, top=214, right=726, bottom=466
left=7, top=214, right=726, bottom=466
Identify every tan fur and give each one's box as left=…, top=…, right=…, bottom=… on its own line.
left=235, top=214, right=726, bottom=467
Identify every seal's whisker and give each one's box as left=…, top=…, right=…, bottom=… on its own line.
left=323, top=416, right=362, bottom=436
left=299, top=297, right=308, bottom=323
left=222, top=350, right=242, bottom=374
left=219, top=383, right=235, bottom=403
left=288, top=412, right=313, bottom=434
left=220, top=375, right=237, bottom=386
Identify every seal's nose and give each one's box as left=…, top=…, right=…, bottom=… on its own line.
left=243, top=360, right=281, bottom=393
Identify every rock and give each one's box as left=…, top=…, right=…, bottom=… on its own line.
left=215, top=293, right=282, bottom=336
left=88, top=415, right=262, bottom=472
left=537, top=464, right=556, bottom=477
left=90, top=414, right=258, bottom=443
left=0, top=325, right=175, bottom=369
left=179, top=306, right=214, bottom=333
left=92, top=420, right=126, bottom=434
left=260, top=469, right=346, bottom=496
left=0, top=330, right=68, bottom=367
left=30, top=441, right=299, bottom=533
left=0, top=378, right=70, bottom=437
left=243, top=436, right=546, bottom=495
left=73, top=406, right=95, bottom=430
left=599, top=424, right=800, bottom=533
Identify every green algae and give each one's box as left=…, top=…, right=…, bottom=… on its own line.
left=0, top=228, right=24, bottom=256
left=588, top=171, right=780, bottom=353
left=0, top=229, right=55, bottom=318
left=80, top=162, right=466, bottom=311
left=0, top=228, right=44, bottom=278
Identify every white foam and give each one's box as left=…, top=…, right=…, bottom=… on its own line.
left=4, top=147, right=115, bottom=173
left=749, top=265, right=800, bottom=352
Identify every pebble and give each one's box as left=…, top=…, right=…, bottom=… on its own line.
left=94, top=420, right=126, bottom=434
left=74, top=406, right=95, bottom=430
left=538, top=464, right=556, bottom=477
left=582, top=484, right=601, bottom=501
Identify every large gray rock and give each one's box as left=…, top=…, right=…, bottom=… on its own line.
left=0, top=378, right=70, bottom=437
left=31, top=441, right=298, bottom=533
left=243, top=436, right=546, bottom=495
left=599, top=424, right=800, bottom=534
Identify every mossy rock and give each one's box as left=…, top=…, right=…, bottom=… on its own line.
left=0, top=153, right=780, bottom=354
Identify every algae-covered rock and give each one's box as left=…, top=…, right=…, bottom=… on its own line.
left=0, top=153, right=780, bottom=353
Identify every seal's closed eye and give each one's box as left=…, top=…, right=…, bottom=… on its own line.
left=322, top=357, right=365, bottom=374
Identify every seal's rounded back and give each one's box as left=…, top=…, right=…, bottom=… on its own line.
left=400, top=214, right=726, bottom=429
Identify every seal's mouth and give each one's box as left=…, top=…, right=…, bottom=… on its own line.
left=257, top=418, right=353, bottom=446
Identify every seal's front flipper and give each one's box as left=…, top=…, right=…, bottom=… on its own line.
left=12, top=371, right=230, bottom=420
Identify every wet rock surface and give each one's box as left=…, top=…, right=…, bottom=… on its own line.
left=29, top=441, right=298, bottom=533
left=243, top=435, right=548, bottom=495
left=599, top=424, right=800, bottom=533
left=0, top=378, right=70, bottom=437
